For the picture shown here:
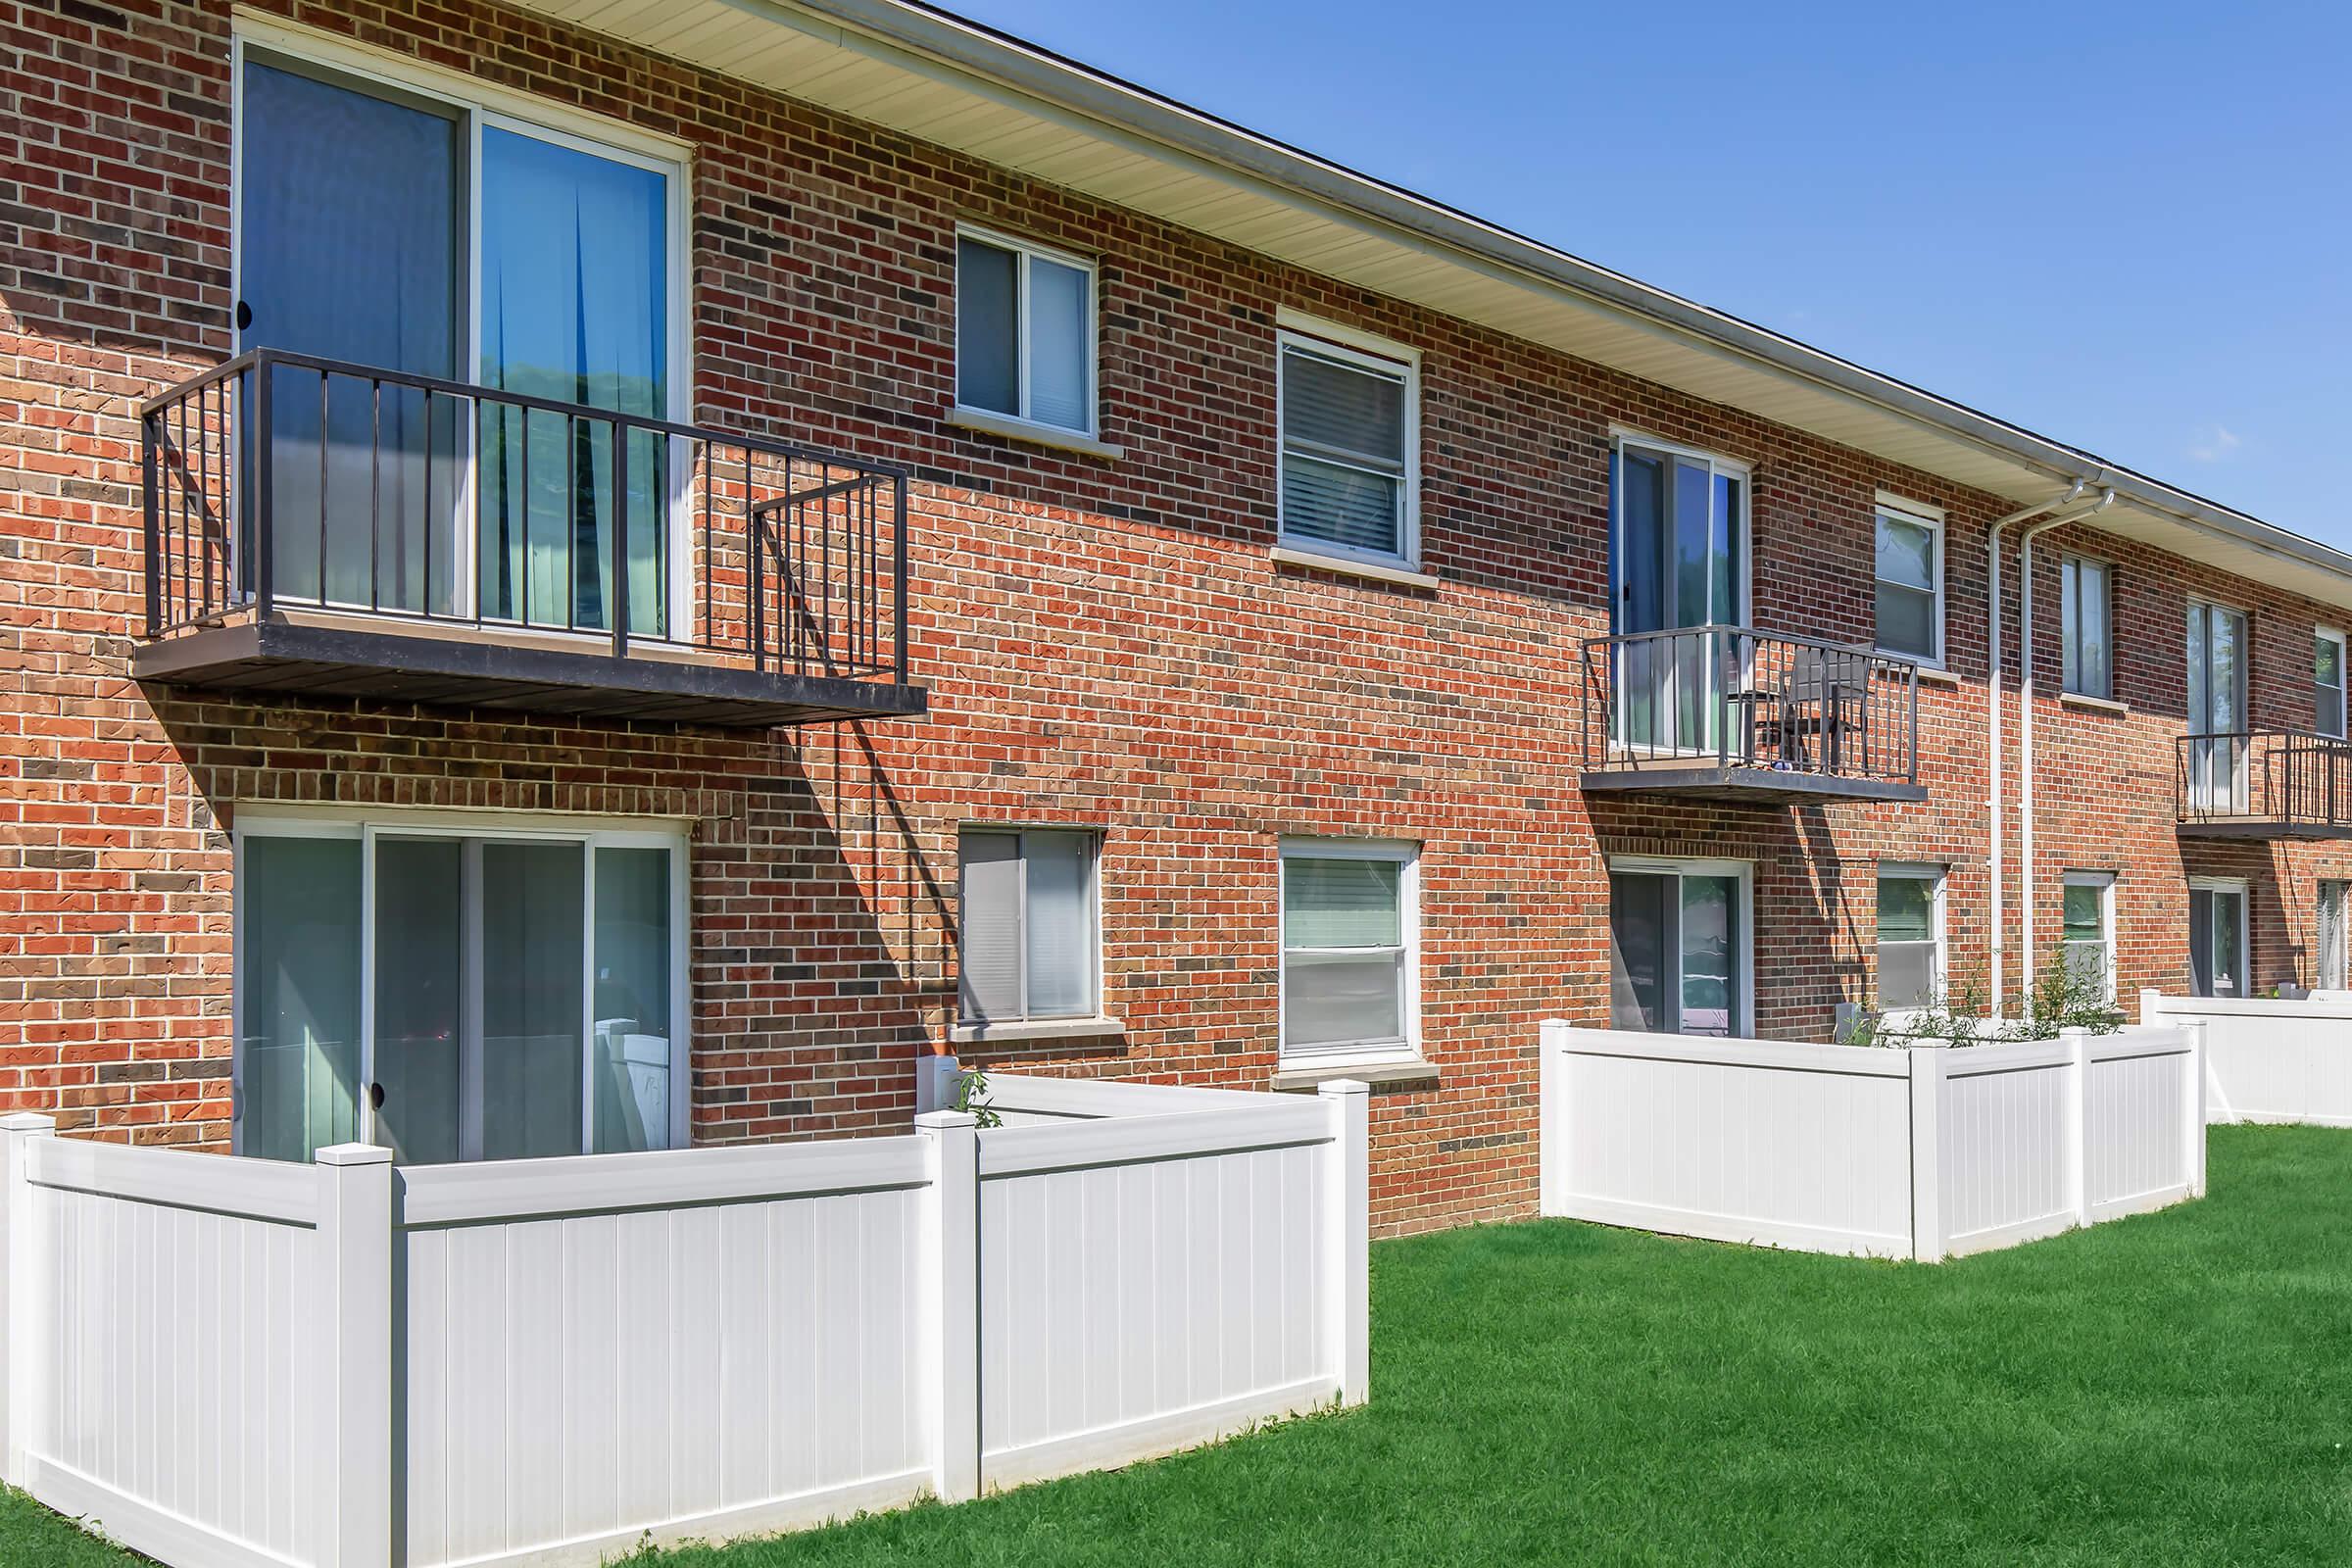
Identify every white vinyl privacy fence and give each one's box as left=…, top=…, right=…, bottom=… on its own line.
left=1539, top=1020, right=2206, bottom=1261
left=2141, top=989, right=2352, bottom=1127
left=0, top=1075, right=1367, bottom=1568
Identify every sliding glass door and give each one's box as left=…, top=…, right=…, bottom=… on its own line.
left=2188, top=880, right=2248, bottom=999
left=235, top=46, right=679, bottom=633
left=1608, top=861, right=1747, bottom=1037
left=2185, top=601, right=2248, bottom=813
left=236, top=814, right=684, bottom=1163
left=1611, top=440, right=1743, bottom=752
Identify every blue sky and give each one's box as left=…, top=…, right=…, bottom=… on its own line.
left=955, top=0, right=2351, bottom=544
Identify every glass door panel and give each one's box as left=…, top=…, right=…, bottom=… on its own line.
left=239, top=837, right=364, bottom=1161
left=1679, top=874, right=1739, bottom=1037
left=2190, top=887, right=2247, bottom=998
left=478, top=126, right=671, bottom=638
left=239, top=60, right=463, bottom=614
left=479, top=841, right=587, bottom=1160
left=592, top=846, right=672, bottom=1153
left=371, top=836, right=464, bottom=1165
left=1614, top=446, right=1740, bottom=753
left=1608, top=871, right=1671, bottom=1031
left=2187, top=603, right=2248, bottom=812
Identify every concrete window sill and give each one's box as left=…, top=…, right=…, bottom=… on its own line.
left=1915, top=665, right=1962, bottom=688
left=950, top=1015, right=1127, bottom=1046
left=1269, top=545, right=1441, bottom=592
left=947, top=406, right=1124, bottom=460
left=2059, top=690, right=2128, bottom=715
left=1269, top=1057, right=1440, bottom=1092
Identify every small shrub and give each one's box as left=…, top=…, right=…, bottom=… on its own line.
left=1848, top=947, right=2122, bottom=1048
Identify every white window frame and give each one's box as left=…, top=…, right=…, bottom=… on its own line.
left=1605, top=855, right=1755, bottom=1038
left=2061, top=553, right=2115, bottom=700
left=1276, top=315, right=1423, bottom=572
left=2318, top=626, right=2347, bottom=738
left=952, top=222, right=1101, bottom=441
left=1874, top=494, right=1945, bottom=666
left=228, top=18, right=695, bottom=639
left=2061, top=869, right=2118, bottom=1004
left=2188, top=874, right=2252, bottom=1000
left=1277, top=837, right=1422, bottom=1068
left=230, top=804, right=693, bottom=1160
left=1874, top=862, right=1946, bottom=1015
left=955, top=825, right=1104, bottom=1025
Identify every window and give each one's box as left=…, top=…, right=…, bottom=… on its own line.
left=958, top=829, right=1101, bottom=1023
left=1608, top=858, right=1750, bottom=1038
left=2189, top=877, right=2250, bottom=999
left=1610, top=434, right=1746, bottom=752
left=1876, top=865, right=1945, bottom=1010
left=955, top=225, right=1097, bottom=437
left=2186, top=601, right=2250, bottom=813
left=2319, top=881, right=2349, bottom=991
left=234, top=37, right=686, bottom=635
left=1278, top=325, right=1419, bottom=566
left=235, top=810, right=688, bottom=1165
left=2318, top=629, right=2347, bottom=738
left=2061, top=871, right=2116, bottom=1002
left=1279, top=840, right=1419, bottom=1064
left=2062, top=556, right=2113, bottom=700
left=1874, top=501, right=1942, bottom=663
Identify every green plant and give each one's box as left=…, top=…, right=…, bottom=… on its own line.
left=1850, top=946, right=2123, bottom=1048
left=952, top=1066, right=1003, bottom=1129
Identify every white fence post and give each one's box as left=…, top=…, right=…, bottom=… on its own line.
left=914, top=1109, right=981, bottom=1503
left=2137, top=987, right=2164, bottom=1027
left=315, top=1143, right=394, bottom=1568
left=1538, top=1019, right=1568, bottom=1218
left=1, top=1113, right=57, bottom=1488
left=1318, top=1079, right=1370, bottom=1407
left=2060, top=1027, right=2093, bottom=1227
left=1906, top=1048, right=1945, bottom=1262
left=2182, top=1020, right=2209, bottom=1197
left=914, top=1054, right=962, bottom=1116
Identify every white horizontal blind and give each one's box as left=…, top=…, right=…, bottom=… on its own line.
left=1025, top=257, right=1090, bottom=432
left=1282, top=853, right=1406, bottom=1054
left=1280, top=341, right=1407, bottom=559
left=1875, top=870, right=1938, bottom=1009
left=1875, top=508, right=1937, bottom=660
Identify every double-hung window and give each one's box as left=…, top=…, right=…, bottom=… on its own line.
left=1875, top=864, right=1945, bottom=1011
left=236, top=808, right=689, bottom=1165
left=955, top=225, right=1098, bottom=439
left=1874, top=499, right=1943, bottom=663
left=2318, top=628, right=2347, bottom=738
left=1279, top=840, right=1419, bottom=1064
left=2061, top=871, right=2116, bottom=1002
left=1277, top=324, right=1419, bottom=567
left=957, top=829, right=1101, bottom=1024
left=2062, top=556, right=2114, bottom=700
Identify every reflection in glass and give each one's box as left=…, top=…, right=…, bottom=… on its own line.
left=593, top=846, right=672, bottom=1153
left=480, top=841, right=586, bottom=1159
left=239, top=836, right=364, bottom=1161
left=372, top=837, right=464, bottom=1165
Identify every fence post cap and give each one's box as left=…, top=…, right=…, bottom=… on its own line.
left=315, top=1142, right=395, bottom=1167
left=914, top=1109, right=979, bottom=1131
left=1316, top=1078, right=1371, bottom=1100
left=0, top=1111, right=58, bottom=1133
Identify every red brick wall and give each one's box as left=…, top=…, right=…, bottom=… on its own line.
left=7, top=0, right=2351, bottom=1234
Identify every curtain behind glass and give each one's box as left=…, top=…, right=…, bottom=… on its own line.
left=479, top=841, right=586, bottom=1158
left=1026, top=257, right=1090, bottom=431
left=593, top=846, right=671, bottom=1153
left=239, top=836, right=364, bottom=1162
left=241, top=61, right=461, bottom=614
left=372, top=837, right=463, bottom=1165
left=1023, top=832, right=1095, bottom=1017
left=479, top=127, right=669, bottom=637
left=958, top=831, right=1022, bottom=1021
left=1608, top=871, right=1670, bottom=1032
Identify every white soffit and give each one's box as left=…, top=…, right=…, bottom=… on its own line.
left=508, top=0, right=2352, bottom=610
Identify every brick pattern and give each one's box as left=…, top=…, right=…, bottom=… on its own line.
left=7, top=0, right=2352, bottom=1234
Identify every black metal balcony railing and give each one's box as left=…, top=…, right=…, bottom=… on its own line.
left=2177, top=730, right=2352, bottom=833
left=138, top=348, right=909, bottom=691
left=1580, top=625, right=1921, bottom=790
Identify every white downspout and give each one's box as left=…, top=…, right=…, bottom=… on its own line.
left=1986, top=480, right=2085, bottom=1017
left=2016, top=488, right=2117, bottom=1003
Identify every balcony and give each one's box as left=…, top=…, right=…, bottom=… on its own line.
left=133, top=350, right=924, bottom=728
left=2176, top=730, right=2352, bottom=839
left=1579, top=626, right=1926, bottom=805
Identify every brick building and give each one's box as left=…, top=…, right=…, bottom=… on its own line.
left=7, top=0, right=2350, bottom=1233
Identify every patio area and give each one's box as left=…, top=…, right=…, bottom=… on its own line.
left=12, top=1124, right=2349, bottom=1566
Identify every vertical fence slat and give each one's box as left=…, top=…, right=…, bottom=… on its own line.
left=914, top=1110, right=979, bottom=1503
left=315, top=1142, right=393, bottom=1568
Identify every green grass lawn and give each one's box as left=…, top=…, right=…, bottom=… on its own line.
left=11, top=1125, right=2351, bottom=1566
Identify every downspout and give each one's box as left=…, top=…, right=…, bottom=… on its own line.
left=1986, top=479, right=2085, bottom=1017
left=2017, top=487, right=2118, bottom=1002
